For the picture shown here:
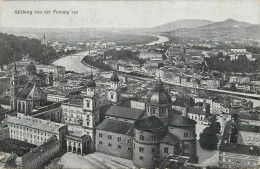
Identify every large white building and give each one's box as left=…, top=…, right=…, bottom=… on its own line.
left=6, top=115, right=68, bottom=146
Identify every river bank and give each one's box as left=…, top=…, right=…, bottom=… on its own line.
left=53, top=34, right=169, bottom=73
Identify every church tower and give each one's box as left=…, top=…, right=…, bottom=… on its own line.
left=10, top=55, right=18, bottom=111
left=82, top=71, right=100, bottom=151
left=107, top=71, right=121, bottom=104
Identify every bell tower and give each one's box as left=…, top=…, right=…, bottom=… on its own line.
left=10, top=54, right=18, bottom=111
left=107, top=71, right=121, bottom=104
left=82, top=71, right=100, bottom=152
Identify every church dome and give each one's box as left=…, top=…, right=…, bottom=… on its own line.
left=87, top=73, right=96, bottom=87
left=148, top=78, right=172, bottom=105
left=111, top=71, right=119, bottom=82
left=87, top=79, right=96, bottom=87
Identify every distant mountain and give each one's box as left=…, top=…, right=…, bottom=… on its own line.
left=148, top=19, right=213, bottom=32
left=162, top=19, right=260, bottom=40
left=198, top=18, right=253, bottom=29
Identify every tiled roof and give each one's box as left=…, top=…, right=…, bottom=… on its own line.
left=103, top=105, right=144, bottom=121
left=219, top=120, right=260, bottom=156
left=95, top=119, right=134, bottom=135
left=134, top=115, right=165, bottom=131
left=161, top=132, right=179, bottom=145
left=188, top=107, right=206, bottom=115
left=22, top=137, right=60, bottom=166
left=6, top=116, right=66, bottom=134
left=17, top=82, right=45, bottom=99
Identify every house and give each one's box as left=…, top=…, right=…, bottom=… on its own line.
left=219, top=120, right=260, bottom=168
left=188, top=103, right=210, bottom=124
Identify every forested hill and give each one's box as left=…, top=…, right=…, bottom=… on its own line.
left=0, top=33, right=56, bottom=65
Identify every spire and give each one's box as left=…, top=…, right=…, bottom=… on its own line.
left=13, top=52, right=17, bottom=74
left=90, top=68, right=93, bottom=80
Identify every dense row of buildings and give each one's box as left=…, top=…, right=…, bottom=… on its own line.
left=0, top=53, right=260, bottom=168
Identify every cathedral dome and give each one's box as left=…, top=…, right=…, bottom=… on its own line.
left=110, top=71, right=119, bottom=82
left=148, top=78, right=172, bottom=105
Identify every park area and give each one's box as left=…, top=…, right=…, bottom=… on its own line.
left=57, top=152, right=136, bottom=168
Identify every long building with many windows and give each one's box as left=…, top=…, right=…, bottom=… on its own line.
left=6, top=115, right=68, bottom=146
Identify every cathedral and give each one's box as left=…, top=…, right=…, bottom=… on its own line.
left=9, top=59, right=198, bottom=168
left=82, top=71, right=198, bottom=168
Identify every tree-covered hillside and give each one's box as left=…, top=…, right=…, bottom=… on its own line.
left=0, top=33, right=56, bottom=65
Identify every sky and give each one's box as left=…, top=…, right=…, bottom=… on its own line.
left=0, top=0, right=260, bottom=28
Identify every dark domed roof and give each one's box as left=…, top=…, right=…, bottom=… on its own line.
left=134, top=115, right=165, bottom=131
left=111, top=71, right=119, bottom=82
left=87, top=73, right=96, bottom=87
left=26, top=62, right=37, bottom=73
left=148, top=78, right=172, bottom=105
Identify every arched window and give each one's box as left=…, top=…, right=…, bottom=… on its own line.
left=99, top=141, right=102, bottom=145
left=140, top=135, right=144, bottom=141
left=18, top=102, right=21, bottom=111
left=108, top=143, right=112, bottom=147
left=22, top=102, right=25, bottom=112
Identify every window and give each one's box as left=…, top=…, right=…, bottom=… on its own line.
left=139, top=156, right=144, bottom=160
left=151, top=135, right=156, bottom=141
left=127, top=139, right=132, bottom=144
left=162, top=109, right=165, bottom=115
left=184, top=144, right=189, bottom=150
left=87, top=122, right=90, bottom=126
left=118, top=145, right=121, bottom=149
left=99, top=133, right=102, bottom=137
left=87, top=102, right=90, bottom=108
left=184, top=133, right=189, bottom=137
left=139, top=147, right=144, bottom=152
left=164, top=147, right=168, bottom=153
left=152, top=148, right=156, bottom=152
left=152, top=108, right=155, bottom=115
left=140, top=135, right=144, bottom=141
left=108, top=135, right=112, bottom=140
left=99, top=141, right=102, bottom=145
left=111, top=94, right=114, bottom=99
left=118, top=137, right=121, bottom=142
left=128, top=148, right=131, bottom=151
left=108, top=143, right=112, bottom=147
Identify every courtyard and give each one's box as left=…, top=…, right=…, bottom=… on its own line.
left=57, top=152, right=136, bottom=168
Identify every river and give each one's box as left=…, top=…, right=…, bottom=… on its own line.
left=53, top=51, right=98, bottom=73
left=52, top=34, right=169, bottom=73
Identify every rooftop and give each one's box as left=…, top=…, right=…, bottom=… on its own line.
left=6, top=116, right=67, bottom=134
left=219, top=120, right=260, bottom=156
left=22, top=136, right=60, bottom=166
left=17, top=82, right=45, bottom=99
left=188, top=106, right=207, bottom=115
left=134, top=115, right=165, bottom=131
left=103, top=105, right=144, bottom=121
left=95, top=119, right=134, bottom=136
left=0, top=96, right=10, bottom=106
left=169, top=113, right=197, bottom=127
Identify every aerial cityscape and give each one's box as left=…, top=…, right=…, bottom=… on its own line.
left=0, top=0, right=260, bottom=168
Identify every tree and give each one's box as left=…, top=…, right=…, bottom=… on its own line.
left=199, top=127, right=219, bottom=150
left=209, top=115, right=221, bottom=134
